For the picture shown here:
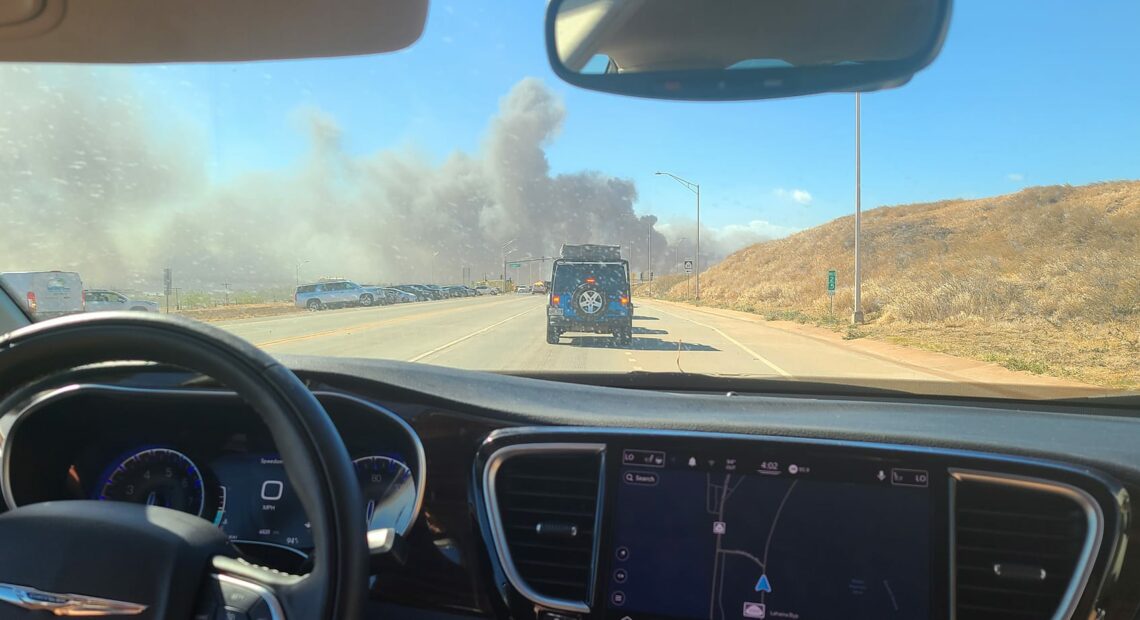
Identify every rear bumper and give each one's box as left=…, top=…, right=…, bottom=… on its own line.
left=547, top=316, right=631, bottom=332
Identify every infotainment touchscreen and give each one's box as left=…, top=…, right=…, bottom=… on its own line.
left=606, top=448, right=932, bottom=620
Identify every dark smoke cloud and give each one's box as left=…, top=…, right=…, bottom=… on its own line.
left=1, top=70, right=675, bottom=290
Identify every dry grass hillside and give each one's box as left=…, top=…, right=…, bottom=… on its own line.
left=661, top=181, right=1140, bottom=389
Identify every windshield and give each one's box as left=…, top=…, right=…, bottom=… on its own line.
left=1, top=2, right=1137, bottom=399
left=553, top=264, right=629, bottom=295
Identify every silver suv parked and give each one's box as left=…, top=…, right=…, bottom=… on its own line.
left=294, top=280, right=385, bottom=310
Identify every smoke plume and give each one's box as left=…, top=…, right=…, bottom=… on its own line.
left=1, top=69, right=674, bottom=290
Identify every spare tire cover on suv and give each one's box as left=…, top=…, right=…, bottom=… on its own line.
left=571, top=282, right=606, bottom=318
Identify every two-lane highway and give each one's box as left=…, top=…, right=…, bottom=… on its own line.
left=216, top=294, right=960, bottom=383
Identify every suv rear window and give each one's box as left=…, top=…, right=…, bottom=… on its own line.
left=296, top=284, right=319, bottom=293
left=552, top=263, right=628, bottom=295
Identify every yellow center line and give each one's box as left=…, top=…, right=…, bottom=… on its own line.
left=255, top=297, right=529, bottom=348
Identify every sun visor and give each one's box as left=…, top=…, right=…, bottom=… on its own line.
left=0, top=0, right=428, bottom=63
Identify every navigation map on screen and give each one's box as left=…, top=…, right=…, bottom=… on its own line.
left=607, top=449, right=931, bottom=620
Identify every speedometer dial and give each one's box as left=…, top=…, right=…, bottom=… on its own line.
left=353, top=455, right=416, bottom=534
left=97, top=448, right=206, bottom=517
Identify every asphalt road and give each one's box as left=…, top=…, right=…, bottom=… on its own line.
left=215, top=295, right=959, bottom=383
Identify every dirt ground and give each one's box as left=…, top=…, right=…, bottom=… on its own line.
left=175, top=302, right=303, bottom=323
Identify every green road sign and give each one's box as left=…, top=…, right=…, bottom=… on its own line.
left=509, top=262, right=521, bottom=268
left=827, top=269, right=837, bottom=293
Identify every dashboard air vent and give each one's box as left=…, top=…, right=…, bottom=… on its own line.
left=954, top=473, right=1095, bottom=620
left=490, top=447, right=603, bottom=607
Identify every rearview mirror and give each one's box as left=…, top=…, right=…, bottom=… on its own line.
left=545, top=0, right=952, bottom=101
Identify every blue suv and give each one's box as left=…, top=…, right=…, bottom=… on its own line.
left=546, top=245, right=632, bottom=345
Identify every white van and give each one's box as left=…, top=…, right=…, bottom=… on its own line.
left=0, top=271, right=85, bottom=319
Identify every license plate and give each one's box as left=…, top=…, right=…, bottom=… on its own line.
left=547, top=307, right=564, bottom=317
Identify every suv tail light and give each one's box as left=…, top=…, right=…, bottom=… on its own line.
left=551, top=295, right=561, bottom=306
left=26, top=291, right=37, bottom=313
left=619, top=295, right=629, bottom=305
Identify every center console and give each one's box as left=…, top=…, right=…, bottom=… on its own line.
left=477, top=428, right=1126, bottom=620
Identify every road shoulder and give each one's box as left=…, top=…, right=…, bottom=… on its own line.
left=644, top=299, right=1101, bottom=396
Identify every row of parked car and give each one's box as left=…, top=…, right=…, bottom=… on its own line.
left=0, top=271, right=159, bottom=319
left=293, top=280, right=500, bottom=311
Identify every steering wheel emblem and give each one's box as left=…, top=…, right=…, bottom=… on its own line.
left=578, top=289, right=603, bottom=314
left=0, top=583, right=147, bottom=616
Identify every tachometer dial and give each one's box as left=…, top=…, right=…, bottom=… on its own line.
left=353, top=455, right=416, bottom=534
left=97, top=448, right=206, bottom=517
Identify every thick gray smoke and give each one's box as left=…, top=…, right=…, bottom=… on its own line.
left=0, top=69, right=671, bottom=290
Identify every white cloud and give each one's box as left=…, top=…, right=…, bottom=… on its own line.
left=1007, top=173, right=1024, bottom=182
left=775, top=187, right=813, bottom=205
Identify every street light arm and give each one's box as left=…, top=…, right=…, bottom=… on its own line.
left=656, top=170, right=701, bottom=301
left=655, top=171, right=699, bottom=194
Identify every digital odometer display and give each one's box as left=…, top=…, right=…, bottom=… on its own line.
left=211, top=454, right=313, bottom=549
left=607, top=448, right=932, bottom=620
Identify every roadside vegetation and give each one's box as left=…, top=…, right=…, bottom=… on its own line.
left=651, top=181, right=1140, bottom=390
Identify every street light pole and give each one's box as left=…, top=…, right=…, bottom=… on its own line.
left=647, top=223, right=653, bottom=293
left=295, top=259, right=310, bottom=288
left=852, top=93, right=865, bottom=324
left=430, top=251, right=440, bottom=284
left=655, top=171, right=701, bottom=300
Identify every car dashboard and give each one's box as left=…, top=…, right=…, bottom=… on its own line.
left=0, top=356, right=1137, bottom=620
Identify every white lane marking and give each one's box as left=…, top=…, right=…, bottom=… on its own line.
left=632, top=366, right=644, bottom=371
left=406, top=305, right=538, bottom=363
left=628, top=358, right=638, bottom=363
left=651, top=306, right=792, bottom=377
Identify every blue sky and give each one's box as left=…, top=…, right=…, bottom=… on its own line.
left=130, top=0, right=1139, bottom=235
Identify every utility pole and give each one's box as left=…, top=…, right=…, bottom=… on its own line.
left=222, top=282, right=231, bottom=306
left=174, top=287, right=182, bottom=311
left=501, top=239, right=516, bottom=291
left=163, top=267, right=172, bottom=314
left=852, top=92, right=864, bottom=324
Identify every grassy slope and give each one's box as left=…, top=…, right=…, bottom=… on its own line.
left=661, top=181, right=1140, bottom=389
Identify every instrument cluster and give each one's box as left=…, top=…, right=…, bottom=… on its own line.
left=0, top=386, right=425, bottom=571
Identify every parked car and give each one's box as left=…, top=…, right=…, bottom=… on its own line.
left=474, top=285, right=492, bottom=296
left=516, top=285, right=531, bottom=294
left=384, top=287, right=417, bottom=303
left=0, top=271, right=85, bottom=319
left=361, top=285, right=394, bottom=306
left=294, top=279, right=383, bottom=310
left=531, top=282, right=548, bottom=294
left=392, top=285, right=430, bottom=301
left=84, top=289, right=159, bottom=313
left=406, top=285, right=438, bottom=300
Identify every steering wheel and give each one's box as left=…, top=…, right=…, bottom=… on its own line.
left=0, top=312, right=368, bottom=619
